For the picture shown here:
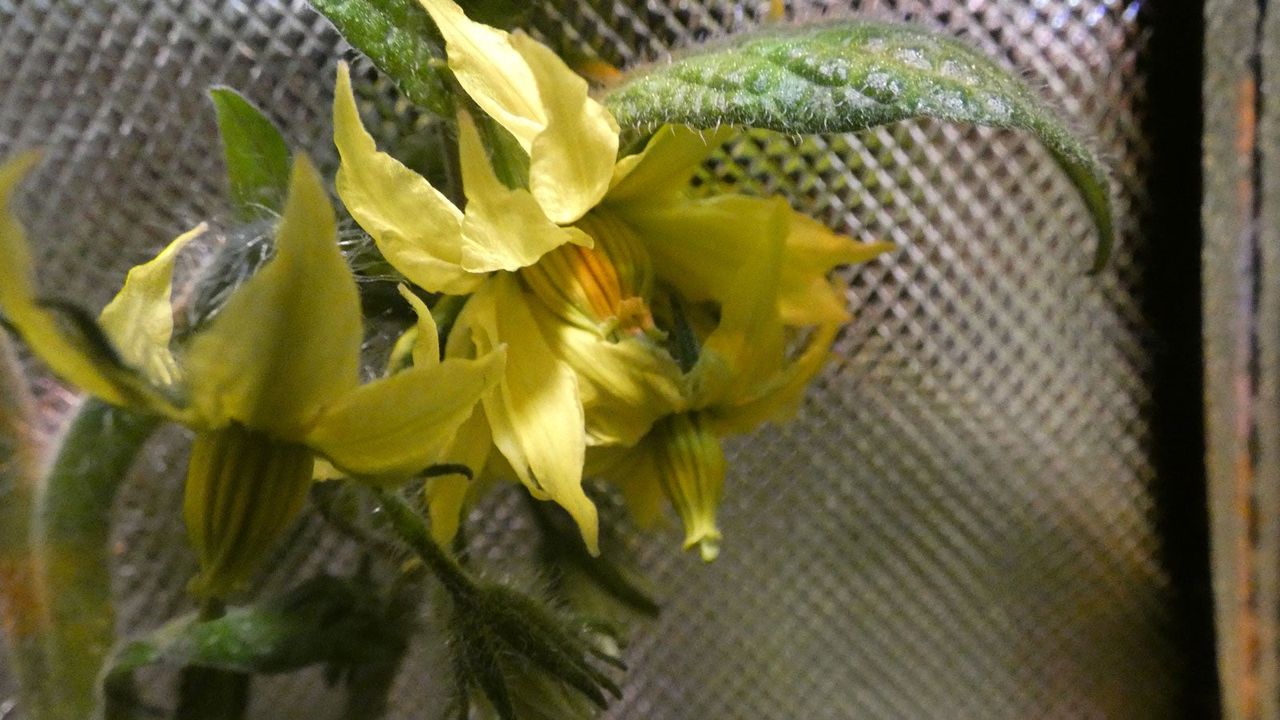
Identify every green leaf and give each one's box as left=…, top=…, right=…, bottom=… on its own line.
left=210, top=88, right=292, bottom=220
left=307, top=0, right=452, bottom=116
left=604, top=22, right=1114, bottom=271
left=105, top=576, right=409, bottom=680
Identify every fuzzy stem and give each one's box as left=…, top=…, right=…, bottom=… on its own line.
left=370, top=487, right=473, bottom=600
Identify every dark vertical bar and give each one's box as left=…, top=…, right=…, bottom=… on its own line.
left=1140, top=1, right=1220, bottom=717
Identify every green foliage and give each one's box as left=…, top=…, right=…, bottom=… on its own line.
left=605, top=22, right=1114, bottom=271
left=106, top=575, right=410, bottom=680
left=210, top=88, right=292, bottom=220
left=308, top=0, right=452, bottom=116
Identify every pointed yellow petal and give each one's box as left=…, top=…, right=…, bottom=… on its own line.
left=616, top=194, right=782, bottom=308
left=607, top=125, right=732, bottom=204
left=460, top=275, right=598, bottom=552
left=529, top=300, right=684, bottom=447
left=707, top=323, right=839, bottom=436
left=694, top=198, right=790, bottom=399
left=418, top=0, right=617, bottom=223
left=781, top=213, right=893, bottom=326
left=456, top=113, right=589, bottom=272
left=426, top=403, right=494, bottom=546
left=306, top=347, right=505, bottom=481
left=332, top=64, right=481, bottom=295
left=0, top=152, right=136, bottom=406
left=419, top=0, right=545, bottom=147
left=510, top=32, right=618, bottom=224
left=184, top=156, right=362, bottom=437
left=426, top=473, right=471, bottom=548
left=98, top=223, right=205, bottom=389
left=396, top=285, right=440, bottom=369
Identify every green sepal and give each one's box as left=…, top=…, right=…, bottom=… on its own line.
left=604, top=21, right=1115, bottom=271
left=210, top=88, right=292, bottom=221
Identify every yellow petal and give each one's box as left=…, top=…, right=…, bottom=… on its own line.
left=426, top=403, right=494, bottom=546
left=587, top=444, right=666, bottom=530
left=511, top=32, right=618, bottom=224
left=529, top=300, right=684, bottom=447
left=418, top=0, right=617, bottom=223
left=98, top=223, right=205, bottom=389
left=607, top=125, right=732, bottom=204
left=305, top=348, right=506, bottom=481
left=456, top=112, right=590, bottom=272
left=616, top=194, right=781, bottom=308
left=332, top=64, right=481, bottom=295
left=460, top=275, right=598, bottom=553
left=781, top=213, right=893, bottom=326
left=707, top=322, right=840, bottom=436
left=0, top=152, right=135, bottom=407
left=396, top=284, right=440, bottom=369
left=419, top=0, right=545, bottom=147
left=184, top=156, right=362, bottom=437
left=694, top=197, right=790, bottom=400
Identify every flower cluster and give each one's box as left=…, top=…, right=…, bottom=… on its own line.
left=0, top=0, right=887, bottom=600
left=334, top=0, right=891, bottom=561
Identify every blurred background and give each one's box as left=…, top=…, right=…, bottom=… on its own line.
left=0, top=1, right=1222, bottom=718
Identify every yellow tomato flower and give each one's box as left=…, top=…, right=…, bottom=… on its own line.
left=331, top=0, right=891, bottom=554
left=0, top=153, right=505, bottom=596
left=585, top=211, right=847, bottom=561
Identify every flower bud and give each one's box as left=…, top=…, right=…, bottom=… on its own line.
left=183, top=423, right=313, bottom=597
left=651, top=413, right=725, bottom=562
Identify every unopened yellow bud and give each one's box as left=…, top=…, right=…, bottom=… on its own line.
left=182, top=423, right=314, bottom=597
left=651, top=413, right=725, bottom=562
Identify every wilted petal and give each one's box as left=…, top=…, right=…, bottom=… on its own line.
left=99, top=223, right=205, bottom=389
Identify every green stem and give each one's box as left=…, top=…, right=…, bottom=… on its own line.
left=0, top=391, right=160, bottom=720
left=370, top=487, right=473, bottom=600
left=174, top=598, right=250, bottom=720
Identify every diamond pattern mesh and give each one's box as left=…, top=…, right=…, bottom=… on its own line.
left=0, top=1, right=1182, bottom=718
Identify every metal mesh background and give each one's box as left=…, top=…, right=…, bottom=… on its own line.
left=0, top=1, right=1185, bottom=718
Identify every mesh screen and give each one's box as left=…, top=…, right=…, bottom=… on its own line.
left=0, top=1, right=1183, bottom=718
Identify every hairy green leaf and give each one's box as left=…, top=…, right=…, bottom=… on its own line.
left=605, top=22, right=1114, bottom=271
left=308, top=0, right=451, bottom=116
left=210, top=88, right=292, bottom=220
